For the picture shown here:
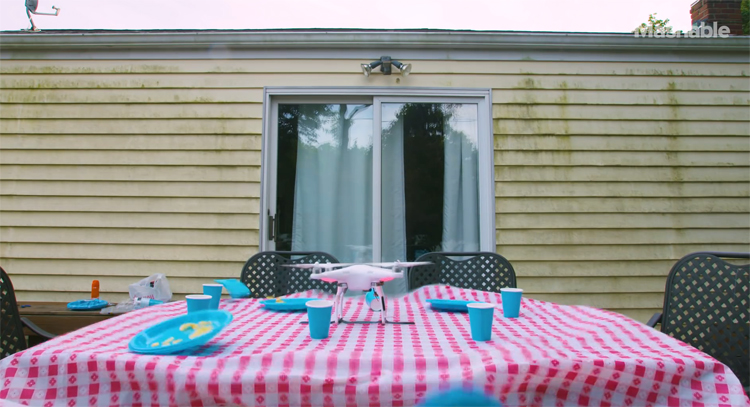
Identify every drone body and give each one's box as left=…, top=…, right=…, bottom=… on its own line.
left=285, top=261, right=430, bottom=325
left=309, top=264, right=401, bottom=291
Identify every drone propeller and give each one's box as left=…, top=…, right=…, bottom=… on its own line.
left=280, top=263, right=353, bottom=269
left=367, top=261, right=432, bottom=267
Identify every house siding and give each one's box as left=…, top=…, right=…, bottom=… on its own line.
left=1, top=50, right=748, bottom=322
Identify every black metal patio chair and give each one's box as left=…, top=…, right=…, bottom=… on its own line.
left=1, top=266, right=55, bottom=359
left=408, top=251, right=517, bottom=292
left=240, top=251, right=340, bottom=298
left=647, top=252, right=749, bottom=393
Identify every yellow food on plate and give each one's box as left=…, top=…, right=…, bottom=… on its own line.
left=179, top=321, right=214, bottom=339
left=151, top=342, right=160, bottom=347
left=173, top=339, right=182, bottom=344
left=189, top=326, right=213, bottom=339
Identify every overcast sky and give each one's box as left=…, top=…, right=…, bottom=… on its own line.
left=0, top=0, right=695, bottom=32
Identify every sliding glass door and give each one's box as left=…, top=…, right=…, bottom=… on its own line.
left=264, top=93, right=493, bottom=293
left=273, top=103, right=374, bottom=262
left=380, top=102, right=480, bottom=264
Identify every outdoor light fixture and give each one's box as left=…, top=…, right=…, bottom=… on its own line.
left=361, top=56, right=411, bottom=77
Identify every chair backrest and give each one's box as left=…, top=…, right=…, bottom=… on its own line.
left=1, top=266, right=28, bottom=359
left=240, top=251, right=340, bottom=298
left=408, top=251, right=517, bottom=292
left=660, top=252, right=749, bottom=389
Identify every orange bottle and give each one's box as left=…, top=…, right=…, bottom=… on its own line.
left=91, top=280, right=100, bottom=299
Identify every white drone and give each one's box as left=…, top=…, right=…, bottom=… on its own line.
left=284, top=261, right=431, bottom=325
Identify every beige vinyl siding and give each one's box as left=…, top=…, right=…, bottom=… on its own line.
left=491, top=61, right=749, bottom=323
left=0, top=60, right=265, bottom=304
left=1, top=58, right=748, bottom=323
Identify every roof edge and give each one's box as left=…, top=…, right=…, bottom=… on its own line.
left=1, top=30, right=748, bottom=53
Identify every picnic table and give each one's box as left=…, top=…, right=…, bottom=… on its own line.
left=1, top=285, right=748, bottom=407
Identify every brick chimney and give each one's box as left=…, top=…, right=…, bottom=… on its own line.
left=690, top=0, right=743, bottom=35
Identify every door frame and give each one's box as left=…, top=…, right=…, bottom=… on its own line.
left=261, top=87, right=495, bottom=258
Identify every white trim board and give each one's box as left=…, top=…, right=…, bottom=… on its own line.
left=2, top=30, right=748, bottom=62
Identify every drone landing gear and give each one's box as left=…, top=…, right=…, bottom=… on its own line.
left=300, top=319, right=414, bottom=325
left=300, top=282, right=415, bottom=326
left=337, top=319, right=414, bottom=325
left=364, top=282, right=414, bottom=325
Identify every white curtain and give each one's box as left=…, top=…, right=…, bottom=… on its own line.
left=381, top=116, right=407, bottom=295
left=442, top=104, right=480, bottom=252
left=291, top=105, right=373, bottom=263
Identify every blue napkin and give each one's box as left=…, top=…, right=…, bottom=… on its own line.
left=214, top=279, right=251, bottom=299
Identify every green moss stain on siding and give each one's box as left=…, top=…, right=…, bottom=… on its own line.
left=1, top=64, right=178, bottom=74
left=494, top=119, right=508, bottom=136
left=664, top=81, right=683, bottom=137
left=509, top=88, right=538, bottom=105
left=556, top=81, right=571, bottom=135
left=515, top=78, right=539, bottom=90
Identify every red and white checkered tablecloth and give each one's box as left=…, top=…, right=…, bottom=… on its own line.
left=1, top=285, right=748, bottom=407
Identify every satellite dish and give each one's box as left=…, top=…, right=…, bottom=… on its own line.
left=25, top=0, right=60, bottom=31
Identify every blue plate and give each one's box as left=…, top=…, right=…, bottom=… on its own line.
left=67, top=298, right=109, bottom=311
left=260, top=298, right=319, bottom=312
left=128, top=310, right=233, bottom=355
left=426, top=299, right=480, bottom=312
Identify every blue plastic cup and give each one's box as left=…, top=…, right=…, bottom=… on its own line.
left=467, top=303, right=495, bottom=341
left=306, top=300, right=334, bottom=339
left=186, top=294, right=212, bottom=313
left=203, top=284, right=223, bottom=309
left=501, top=288, right=524, bottom=318
left=365, top=289, right=382, bottom=311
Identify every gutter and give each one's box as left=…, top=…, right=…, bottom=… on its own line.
left=0, top=29, right=748, bottom=54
